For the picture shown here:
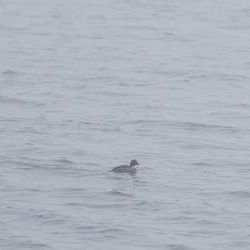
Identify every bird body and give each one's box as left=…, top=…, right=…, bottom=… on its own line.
left=111, top=160, right=139, bottom=174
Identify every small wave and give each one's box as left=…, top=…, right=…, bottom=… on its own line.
left=19, top=241, right=48, bottom=249
left=193, top=162, right=212, bottom=167
left=126, top=119, right=243, bottom=134
left=62, top=187, right=86, bottom=192
left=164, top=244, right=196, bottom=250
left=75, top=225, right=126, bottom=234
left=197, top=219, right=218, bottom=225
left=176, top=121, right=240, bottom=133
left=30, top=212, right=71, bottom=225
left=224, top=191, right=250, bottom=198
left=108, top=190, right=133, bottom=197
left=169, top=215, right=194, bottom=222
left=134, top=200, right=150, bottom=206
left=3, top=160, right=47, bottom=171
left=66, top=202, right=84, bottom=207
left=188, top=71, right=248, bottom=81
left=55, top=158, right=75, bottom=165
left=0, top=94, right=43, bottom=107
left=2, top=70, right=19, bottom=75
left=85, top=162, right=99, bottom=166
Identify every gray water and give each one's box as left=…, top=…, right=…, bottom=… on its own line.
left=1, top=0, right=250, bottom=249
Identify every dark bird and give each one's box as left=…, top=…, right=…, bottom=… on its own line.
left=111, top=159, right=139, bottom=174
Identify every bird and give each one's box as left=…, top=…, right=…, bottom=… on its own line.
left=111, top=159, right=139, bottom=174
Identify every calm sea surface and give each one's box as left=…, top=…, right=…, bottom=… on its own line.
left=1, top=0, right=250, bottom=249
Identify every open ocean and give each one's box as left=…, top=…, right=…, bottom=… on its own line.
left=1, top=0, right=250, bottom=249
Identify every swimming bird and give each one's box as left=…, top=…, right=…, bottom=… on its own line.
left=111, top=159, right=139, bottom=174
